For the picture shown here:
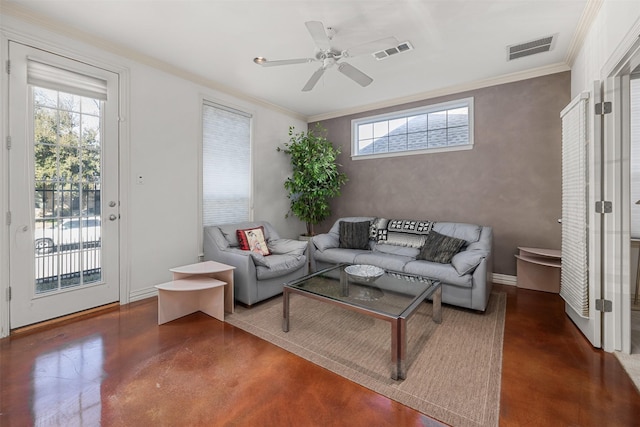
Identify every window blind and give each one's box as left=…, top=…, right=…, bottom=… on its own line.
left=27, top=59, right=108, bottom=100
left=560, top=93, right=589, bottom=318
left=202, top=101, right=252, bottom=226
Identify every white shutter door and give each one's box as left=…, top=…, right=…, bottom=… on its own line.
left=560, top=92, right=590, bottom=317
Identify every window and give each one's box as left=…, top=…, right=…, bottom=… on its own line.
left=29, top=60, right=107, bottom=289
left=202, top=101, right=252, bottom=226
left=351, top=97, right=473, bottom=158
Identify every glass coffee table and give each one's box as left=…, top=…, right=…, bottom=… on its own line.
left=282, top=263, right=442, bottom=380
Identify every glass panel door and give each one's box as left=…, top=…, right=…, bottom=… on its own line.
left=8, top=41, right=120, bottom=329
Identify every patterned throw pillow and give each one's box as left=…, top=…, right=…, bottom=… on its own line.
left=387, top=219, right=433, bottom=234
left=418, top=230, right=465, bottom=264
left=237, top=226, right=271, bottom=256
left=369, top=217, right=389, bottom=240
left=376, top=219, right=433, bottom=246
left=339, top=220, right=370, bottom=250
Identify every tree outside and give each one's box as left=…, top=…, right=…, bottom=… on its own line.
left=33, top=87, right=101, bottom=221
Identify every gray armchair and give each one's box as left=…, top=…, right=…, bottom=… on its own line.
left=203, top=221, right=309, bottom=306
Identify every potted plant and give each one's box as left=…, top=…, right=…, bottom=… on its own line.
left=278, top=124, right=348, bottom=237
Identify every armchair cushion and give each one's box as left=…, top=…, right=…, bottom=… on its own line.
left=268, top=238, right=307, bottom=256
left=256, top=254, right=307, bottom=280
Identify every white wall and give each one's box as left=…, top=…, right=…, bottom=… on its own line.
left=571, top=1, right=640, bottom=96
left=126, top=61, right=306, bottom=296
left=0, top=13, right=306, bottom=326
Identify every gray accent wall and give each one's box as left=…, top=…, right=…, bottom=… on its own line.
left=316, top=71, right=570, bottom=277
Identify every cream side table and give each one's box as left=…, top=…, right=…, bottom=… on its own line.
left=515, top=247, right=561, bottom=293
left=155, top=261, right=235, bottom=325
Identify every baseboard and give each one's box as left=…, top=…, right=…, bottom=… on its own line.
left=129, top=286, right=158, bottom=302
left=492, top=273, right=517, bottom=286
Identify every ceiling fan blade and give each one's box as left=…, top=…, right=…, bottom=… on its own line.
left=337, top=62, right=373, bottom=87
left=343, top=36, right=399, bottom=57
left=302, top=66, right=325, bottom=92
left=259, top=58, right=316, bottom=67
left=305, top=21, right=331, bottom=50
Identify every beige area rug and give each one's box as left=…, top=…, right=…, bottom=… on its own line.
left=226, top=292, right=506, bottom=427
left=615, top=310, right=640, bottom=392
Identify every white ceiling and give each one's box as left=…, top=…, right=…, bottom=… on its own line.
left=3, top=0, right=589, bottom=119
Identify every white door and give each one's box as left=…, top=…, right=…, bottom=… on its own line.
left=8, top=42, right=120, bottom=328
left=560, top=82, right=604, bottom=348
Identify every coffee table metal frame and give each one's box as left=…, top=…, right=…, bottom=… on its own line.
left=282, top=264, right=442, bottom=380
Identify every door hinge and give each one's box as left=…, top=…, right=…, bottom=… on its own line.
left=595, top=201, right=612, bottom=214
left=5, top=211, right=10, bottom=226
left=6, top=287, right=11, bottom=302
left=5, top=60, right=10, bottom=75
left=595, top=101, right=612, bottom=115
left=595, top=299, right=612, bottom=312
left=6, top=135, right=11, bottom=150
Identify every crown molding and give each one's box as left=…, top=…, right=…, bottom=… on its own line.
left=565, top=0, right=603, bottom=67
left=0, top=1, right=307, bottom=122
left=307, top=62, right=571, bottom=123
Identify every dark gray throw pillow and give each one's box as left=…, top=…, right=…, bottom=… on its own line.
left=418, top=231, right=466, bottom=263
left=339, top=220, right=370, bottom=250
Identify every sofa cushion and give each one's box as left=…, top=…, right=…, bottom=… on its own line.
left=418, top=231, right=466, bottom=263
left=403, top=260, right=473, bottom=288
left=237, top=226, right=271, bottom=255
left=373, top=243, right=420, bottom=258
left=353, top=252, right=414, bottom=272
left=268, top=238, right=307, bottom=256
left=314, top=247, right=369, bottom=265
left=432, top=222, right=481, bottom=244
left=255, top=254, right=307, bottom=280
left=339, top=220, right=370, bottom=250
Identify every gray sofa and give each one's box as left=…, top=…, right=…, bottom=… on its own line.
left=310, top=217, right=493, bottom=311
left=203, top=221, right=309, bottom=306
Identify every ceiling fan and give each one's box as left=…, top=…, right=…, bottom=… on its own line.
left=253, top=21, right=399, bottom=92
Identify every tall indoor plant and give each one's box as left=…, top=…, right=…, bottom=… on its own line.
left=278, top=124, right=348, bottom=236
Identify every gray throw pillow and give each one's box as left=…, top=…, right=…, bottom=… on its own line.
left=418, top=231, right=466, bottom=264
left=339, top=220, right=370, bottom=250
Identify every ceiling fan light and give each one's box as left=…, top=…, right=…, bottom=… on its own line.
left=253, top=57, right=267, bottom=65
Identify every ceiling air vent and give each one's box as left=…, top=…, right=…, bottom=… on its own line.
left=373, top=41, right=413, bottom=60
left=507, top=35, right=556, bottom=61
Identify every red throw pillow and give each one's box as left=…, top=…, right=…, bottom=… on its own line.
left=236, top=226, right=271, bottom=256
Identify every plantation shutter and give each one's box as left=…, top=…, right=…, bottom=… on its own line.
left=202, top=101, right=252, bottom=226
left=560, top=92, right=590, bottom=317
